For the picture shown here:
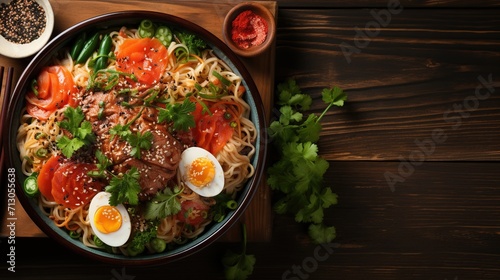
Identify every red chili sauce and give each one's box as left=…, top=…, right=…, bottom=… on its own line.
left=231, top=10, right=268, bottom=49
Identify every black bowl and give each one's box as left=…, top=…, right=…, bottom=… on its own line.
left=4, top=11, right=266, bottom=266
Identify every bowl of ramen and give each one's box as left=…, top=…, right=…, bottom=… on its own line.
left=3, top=11, right=266, bottom=265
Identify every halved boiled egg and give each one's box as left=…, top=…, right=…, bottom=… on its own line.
left=179, top=147, right=225, bottom=197
left=88, top=192, right=132, bottom=247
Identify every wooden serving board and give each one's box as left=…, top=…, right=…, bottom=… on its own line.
left=0, top=0, right=276, bottom=242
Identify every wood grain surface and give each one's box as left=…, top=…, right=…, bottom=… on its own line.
left=1, top=1, right=500, bottom=280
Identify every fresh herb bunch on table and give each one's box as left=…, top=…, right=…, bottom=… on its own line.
left=268, top=79, right=347, bottom=244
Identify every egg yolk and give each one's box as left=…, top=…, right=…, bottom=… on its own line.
left=187, top=157, right=216, bottom=187
left=94, top=205, right=122, bottom=234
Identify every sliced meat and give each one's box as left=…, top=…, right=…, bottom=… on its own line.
left=138, top=123, right=183, bottom=172
left=114, top=158, right=176, bottom=200
left=79, top=89, right=193, bottom=201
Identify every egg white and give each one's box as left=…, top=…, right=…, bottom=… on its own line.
left=88, top=192, right=132, bottom=247
left=179, top=147, right=225, bottom=197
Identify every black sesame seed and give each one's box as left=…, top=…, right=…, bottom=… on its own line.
left=0, top=0, right=47, bottom=44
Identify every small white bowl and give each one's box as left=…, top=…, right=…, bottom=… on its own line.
left=0, top=0, right=54, bottom=58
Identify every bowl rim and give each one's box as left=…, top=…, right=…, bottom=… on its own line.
left=222, top=1, right=276, bottom=57
left=4, top=10, right=267, bottom=266
left=0, top=0, right=55, bottom=58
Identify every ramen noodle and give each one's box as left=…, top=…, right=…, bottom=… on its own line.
left=16, top=22, right=257, bottom=255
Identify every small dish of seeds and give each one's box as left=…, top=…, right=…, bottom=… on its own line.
left=0, top=0, right=54, bottom=58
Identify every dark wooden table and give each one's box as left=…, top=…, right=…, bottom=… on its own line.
left=1, top=0, right=500, bottom=279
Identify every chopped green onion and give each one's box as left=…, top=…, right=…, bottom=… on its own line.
left=194, top=83, right=203, bottom=92
left=23, top=173, right=39, bottom=197
left=69, top=230, right=81, bottom=239
left=35, top=148, right=48, bottom=158
left=31, top=79, right=39, bottom=96
left=212, top=71, right=231, bottom=87
left=35, top=133, right=46, bottom=140
left=226, top=200, right=238, bottom=210
left=214, top=213, right=225, bottom=223
left=98, top=101, right=105, bottom=120
left=230, top=121, right=237, bottom=128
left=93, top=235, right=104, bottom=247
left=224, top=112, right=232, bottom=120
left=23, top=156, right=33, bottom=165
left=154, top=25, right=172, bottom=46
left=194, top=98, right=213, bottom=116
left=138, top=19, right=155, bottom=38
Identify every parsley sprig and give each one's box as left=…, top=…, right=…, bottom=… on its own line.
left=109, top=107, right=153, bottom=159
left=268, top=79, right=346, bottom=244
left=222, top=224, right=256, bottom=280
left=157, top=98, right=196, bottom=131
left=144, top=186, right=183, bottom=220
left=106, top=166, right=141, bottom=206
left=88, top=150, right=141, bottom=206
left=56, top=106, right=96, bottom=158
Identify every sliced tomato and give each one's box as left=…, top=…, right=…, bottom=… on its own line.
left=115, top=37, right=168, bottom=86
left=177, top=200, right=210, bottom=226
left=51, top=163, right=104, bottom=209
left=37, top=155, right=63, bottom=201
left=192, top=103, right=235, bottom=155
left=26, top=66, right=77, bottom=120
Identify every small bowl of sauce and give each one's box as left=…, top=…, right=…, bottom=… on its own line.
left=0, top=0, right=54, bottom=58
left=223, top=2, right=275, bottom=57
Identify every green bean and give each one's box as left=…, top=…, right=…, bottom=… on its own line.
left=154, top=25, right=172, bottom=46
left=138, top=19, right=155, bottom=38
left=76, top=33, right=100, bottom=64
left=94, top=34, right=113, bottom=72
left=70, top=32, right=87, bottom=60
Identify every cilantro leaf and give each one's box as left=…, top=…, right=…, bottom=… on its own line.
left=58, top=106, right=85, bottom=136
left=56, top=136, right=86, bottom=158
left=105, top=167, right=141, bottom=206
left=128, top=131, right=153, bottom=159
left=144, top=186, right=183, bottom=220
left=297, top=114, right=321, bottom=143
left=88, top=150, right=111, bottom=178
left=109, top=124, right=131, bottom=140
left=158, top=98, right=196, bottom=131
left=109, top=108, right=153, bottom=159
left=222, top=224, right=255, bottom=280
left=277, top=78, right=312, bottom=110
left=308, top=223, right=336, bottom=244
left=268, top=120, right=298, bottom=145
left=279, top=105, right=303, bottom=125
left=56, top=106, right=95, bottom=158
left=267, top=79, right=345, bottom=244
left=320, top=187, right=338, bottom=208
left=315, top=85, right=347, bottom=123
left=322, top=86, right=347, bottom=107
